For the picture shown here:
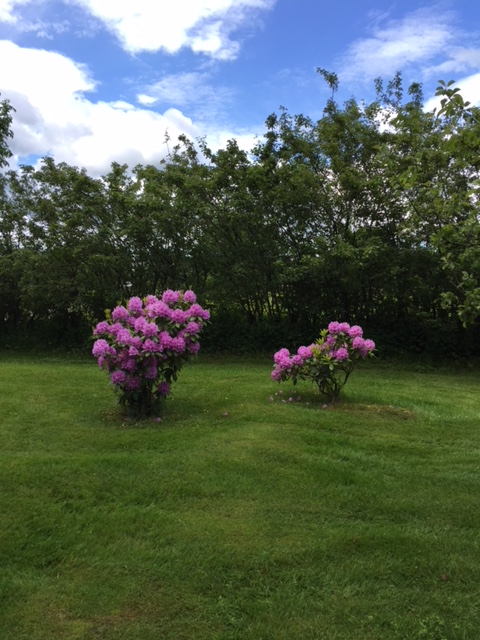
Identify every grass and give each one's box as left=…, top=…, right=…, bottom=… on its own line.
left=0, top=353, right=479, bottom=639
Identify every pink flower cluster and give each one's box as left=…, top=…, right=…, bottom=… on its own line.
left=271, top=345, right=314, bottom=381
left=92, top=291, right=209, bottom=411
left=322, top=322, right=375, bottom=358
left=271, top=321, right=376, bottom=393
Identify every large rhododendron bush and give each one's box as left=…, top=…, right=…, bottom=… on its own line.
left=92, top=290, right=209, bottom=418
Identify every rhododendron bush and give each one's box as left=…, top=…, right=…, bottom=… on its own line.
left=92, top=290, right=209, bottom=417
left=271, top=322, right=375, bottom=401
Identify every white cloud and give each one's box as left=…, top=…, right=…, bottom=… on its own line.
left=423, top=72, right=480, bottom=112
left=0, top=40, right=95, bottom=119
left=204, top=127, right=259, bottom=155
left=110, top=100, right=135, bottom=110
left=0, top=40, right=260, bottom=175
left=136, top=71, right=236, bottom=129
left=0, top=0, right=71, bottom=40
left=138, top=72, right=212, bottom=107
left=1, top=0, right=275, bottom=58
left=0, top=40, right=202, bottom=174
left=339, top=7, right=480, bottom=83
left=69, top=0, right=275, bottom=59
left=137, top=94, right=157, bottom=106
left=0, top=0, right=15, bottom=22
left=423, top=48, right=480, bottom=77
left=137, top=70, right=233, bottom=113
left=0, top=0, right=34, bottom=23
left=69, top=104, right=199, bottom=171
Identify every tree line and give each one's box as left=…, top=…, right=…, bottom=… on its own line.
left=1, top=72, right=479, bottom=356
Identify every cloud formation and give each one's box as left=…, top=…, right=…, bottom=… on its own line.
left=0, top=0, right=34, bottom=23
left=70, top=0, right=275, bottom=59
left=339, top=7, right=480, bottom=84
left=1, top=0, right=276, bottom=58
left=0, top=40, right=258, bottom=174
left=0, top=40, right=200, bottom=173
left=136, top=71, right=235, bottom=127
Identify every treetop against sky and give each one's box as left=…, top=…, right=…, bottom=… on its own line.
left=0, top=0, right=479, bottom=175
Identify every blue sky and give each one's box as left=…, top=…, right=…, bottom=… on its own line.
left=1, top=0, right=479, bottom=175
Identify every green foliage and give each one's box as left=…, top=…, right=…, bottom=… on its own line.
left=0, top=94, right=14, bottom=168
left=380, top=78, right=480, bottom=325
left=1, top=74, right=479, bottom=353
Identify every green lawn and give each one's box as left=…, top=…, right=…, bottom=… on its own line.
left=1, top=354, right=479, bottom=639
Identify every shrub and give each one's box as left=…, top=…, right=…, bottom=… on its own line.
left=92, top=290, right=209, bottom=417
left=271, top=322, right=375, bottom=401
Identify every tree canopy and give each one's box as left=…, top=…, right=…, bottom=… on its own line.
left=0, top=76, right=479, bottom=356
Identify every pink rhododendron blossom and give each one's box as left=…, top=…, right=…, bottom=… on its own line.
left=116, top=329, right=132, bottom=345
left=112, top=305, right=129, bottom=322
left=274, top=348, right=290, bottom=364
left=352, top=336, right=365, bottom=350
left=183, top=290, right=196, bottom=304
left=185, top=321, right=200, bottom=335
left=328, top=321, right=341, bottom=334
left=143, top=339, right=159, bottom=352
left=127, top=297, right=143, bottom=313
left=92, top=339, right=114, bottom=358
left=111, top=370, right=126, bottom=385
left=338, top=322, right=350, bottom=333
left=364, top=339, right=375, bottom=351
left=130, top=336, right=142, bottom=349
left=187, top=303, right=204, bottom=318
left=278, top=355, right=292, bottom=368
left=297, top=346, right=313, bottom=359
left=128, top=346, right=139, bottom=357
left=348, top=325, right=363, bottom=338
left=147, top=301, right=171, bottom=319
left=159, top=331, right=172, bottom=349
left=271, top=367, right=283, bottom=381
left=170, top=336, right=186, bottom=353
left=335, top=347, right=349, bottom=361
left=134, top=317, right=148, bottom=333
left=122, top=358, right=137, bottom=372
left=108, top=322, right=123, bottom=337
left=143, top=322, right=158, bottom=337
left=171, top=309, right=186, bottom=324
left=124, top=376, right=141, bottom=391
left=162, top=289, right=180, bottom=305
left=292, top=354, right=304, bottom=366
left=94, top=321, right=110, bottom=335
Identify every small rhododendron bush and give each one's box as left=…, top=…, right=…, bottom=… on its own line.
left=271, top=322, right=375, bottom=402
left=92, top=290, right=209, bottom=418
